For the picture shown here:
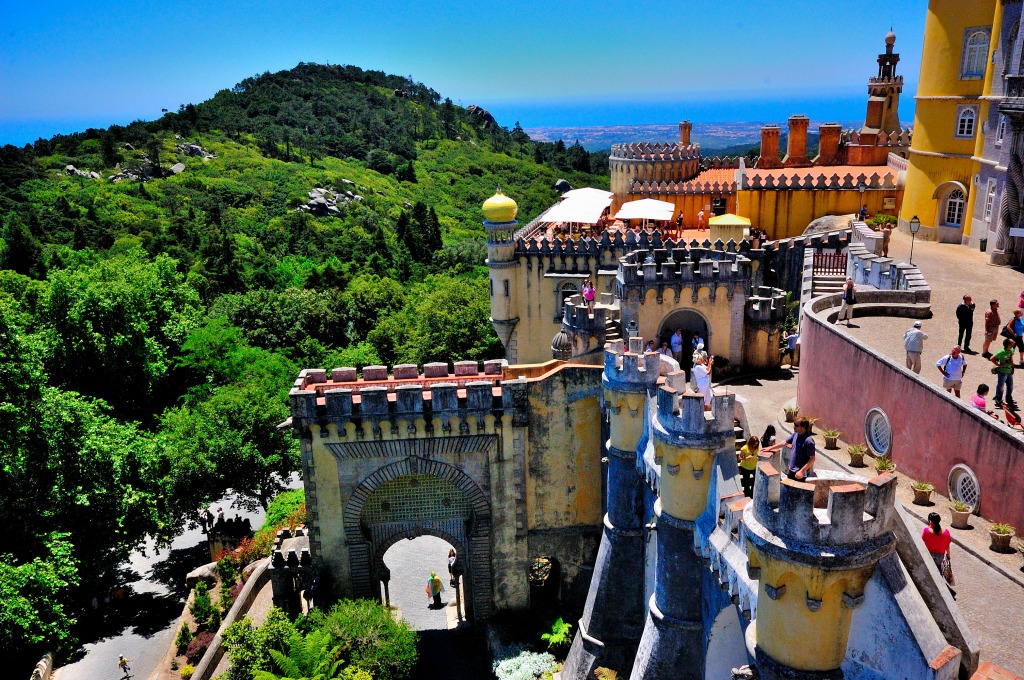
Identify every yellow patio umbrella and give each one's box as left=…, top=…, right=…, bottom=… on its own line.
left=708, top=213, right=751, bottom=242
left=707, top=213, right=751, bottom=227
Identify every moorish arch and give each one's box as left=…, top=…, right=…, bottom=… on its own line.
left=343, top=455, right=493, bottom=622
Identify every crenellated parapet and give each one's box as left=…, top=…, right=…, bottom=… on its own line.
left=616, top=247, right=754, bottom=304
left=603, top=337, right=659, bottom=394
left=745, top=170, right=899, bottom=191
left=269, top=526, right=313, bottom=617
left=610, top=141, right=702, bottom=161
left=629, top=178, right=738, bottom=195
left=744, top=286, right=787, bottom=325
left=289, top=361, right=518, bottom=440
left=743, top=465, right=898, bottom=679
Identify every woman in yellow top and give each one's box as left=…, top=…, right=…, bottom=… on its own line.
left=737, top=436, right=760, bottom=498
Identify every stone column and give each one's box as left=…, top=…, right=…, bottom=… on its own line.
left=630, top=387, right=735, bottom=679
left=783, top=115, right=812, bottom=168
left=743, top=466, right=897, bottom=679
left=756, top=126, right=783, bottom=169
left=563, top=337, right=658, bottom=679
left=679, top=121, right=693, bottom=146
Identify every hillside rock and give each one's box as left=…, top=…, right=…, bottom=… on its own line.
left=170, top=163, right=186, bottom=174
left=466, top=105, right=497, bottom=130
left=186, top=562, right=218, bottom=589
left=177, top=142, right=216, bottom=160
left=803, top=214, right=854, bottom=236
left=64, top=165, right=100, bottom=179
left=296, top=186, right=362, bottom=215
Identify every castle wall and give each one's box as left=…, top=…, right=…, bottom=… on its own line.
left=797, top=295, right=1024, bottom=534
left=625, top=286, right=744, bottom=366
left=737, top=187, right=899, bottom=239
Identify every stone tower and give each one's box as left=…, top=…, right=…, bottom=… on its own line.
left=630, top=382, right=736, bottom=679
left=563, top=337, right=659, bottom=679
left=756, top=125, right=783, bottom=169
left=783, top=115, right=813, bottom=168
left=743, top=465, right=898, bottom=678
left=868, top=30, right=903, bottom=136
left=484, top=188, right=521, bottom=362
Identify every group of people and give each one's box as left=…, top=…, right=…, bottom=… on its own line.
left=424, top=548, right=459, bottom=609
left=735, top=420, right=813, bottom=498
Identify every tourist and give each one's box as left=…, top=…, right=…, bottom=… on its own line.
left=582, top=279, right=596, bottom=313
left=1019, top=288, right=1024, bottom=311
left=659, top=342, right=672, bottom=357
left=675, top=214, right=683, bottom=231
left=990, top=338, right=1016, bottom=409
left=204, top=508, right=214, bottom=531
left=881, top=223, right=892, bottom=258
left=692, top=351, right=714, bottom=410
left=922, top=512, right=955, bottom=596
left=859, top=205, right=868, bottom=221
left=217, top=506, right=225, bottom=523
left=1003, top=309, right=1024, bottom=365
left=935, top=346, right=967, bottom=398
left=691, top=331, right=704, bottom=354
left=904, top=321, right=928, bottom=374
left=762, top=417, right=815, bottom=481
left=971, top=384, right=996, bottom=416
left=645, top=340, right=655, bottom=352
left=118, top=655, right=131, bottom=678
left=697, top=209, right=706, bottom=231
left=737, top=436, right=760, bottom=498
left=983, top=299, right=1001, bottom=358
left=447, top=548, right=457, bottom=581
left=425, top=571, right=445, bottom=609
left=955, top=294, right=976, bottom=353
left=670, top=329, right=685, bottom=363
left=836, top=277, right=856, bottom=326
left=781, top=327, right=799, bottom=367
left=760, top=425, right=777, bottom=449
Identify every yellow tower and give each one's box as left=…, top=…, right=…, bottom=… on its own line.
left=900, top=0, right=998, bottom=243
left=484, top=187, right=521, bottom=361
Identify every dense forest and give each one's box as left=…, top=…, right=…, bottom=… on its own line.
left=0, top=62, right=609, bottom=672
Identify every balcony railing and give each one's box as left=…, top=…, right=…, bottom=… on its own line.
left=1006, top=75, right=1024, bottom=100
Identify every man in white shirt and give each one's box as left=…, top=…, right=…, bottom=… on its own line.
left=693, top=351, right=714, bottom=410
left=935, top=346, right=967, bottom=397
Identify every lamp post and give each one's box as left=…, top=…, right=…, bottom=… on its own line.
left=909, top=215, right=921, bottom=265
left=857, top=180, right=866, bottom=221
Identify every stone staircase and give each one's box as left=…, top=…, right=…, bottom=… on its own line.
left=604, top=314, right=621, bottom=344
left=812, top=273, right=845, bottom=298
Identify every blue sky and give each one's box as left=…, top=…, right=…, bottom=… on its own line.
left=0, top=0, right=929, bottom=144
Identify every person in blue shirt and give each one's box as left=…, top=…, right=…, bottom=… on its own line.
left=763, top=418, right=816, bottom=481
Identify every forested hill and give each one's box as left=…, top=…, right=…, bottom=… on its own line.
left=0, top=62, right=608, bottom=673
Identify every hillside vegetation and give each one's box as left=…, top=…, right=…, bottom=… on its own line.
left=0, top=62, right=608, bottom=672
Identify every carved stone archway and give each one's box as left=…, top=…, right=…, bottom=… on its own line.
left=343, top=456, right=493, bottom=622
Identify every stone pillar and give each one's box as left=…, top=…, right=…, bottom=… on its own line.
left=679, top=120, right=693, bottom=146
left=783, top=115, right=812, bottom=168
left=563, top=337, right=658, bottom=679
left=756, top=125, right=782, bottom=169
left=630, top=388, right=735, bottom=680
left=814, top=123, right=843, bottom=165
left=743, top=466, right=898, bottom=679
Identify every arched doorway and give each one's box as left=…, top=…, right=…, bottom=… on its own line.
left=657, top=309, right=711, bottom=377
left=380, top=534, right=464, bottom=629
left=344, top=457, right=492, bottom=624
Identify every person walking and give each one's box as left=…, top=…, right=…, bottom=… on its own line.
left=781, top=327, right=799, bottom=367
left=956, top=295, right=976, bottom=353
left=692, top=351, right=714, bottom=410
left=425, top=571, right=445, bottom=609
left=935, top=346, right=967, bottom=398
left=117, top=655, right=132, bottom=679
left=991, top=337, right=1017, bottom=409
left=737, top=436, right=760, bottom=498
left=836, top=277, right=856, bottom=326
left=983, top=299, right=1001, bottom=358
left=1004, top=309, right=1024, bottom=366
left=904, top=321, right=928, bottom=374
left=762, top=417, right=815, bottom=481
left=881, top=223, right=892, bottom=258
left=922, top=512, right=955, bottom=597
left=697, top=209, right=706, bottom=231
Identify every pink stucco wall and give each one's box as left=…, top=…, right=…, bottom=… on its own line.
left=798, top=297, right=1024, bottom=530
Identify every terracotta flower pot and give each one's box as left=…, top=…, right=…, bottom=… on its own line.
left=849, top=452, right=865, bottom=468
left=824, top=436, right=839, bottom=450
left=990, top=530, right=1015, bottom=553
left=950, top=509, right=971, bottom=530
left=784, top=410, right=798, bottom=423
left=912, top=488, right=933, bottom=506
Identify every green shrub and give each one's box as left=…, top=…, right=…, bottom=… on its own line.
left=302, top=599, right=418, bottom=679
left=180, top=663, right=195, bottom=680
left=175, top=621, right=194, bottom=653
left=190, top=581, right=216, bottom=630
left=493, top=650, right=558, bottom=680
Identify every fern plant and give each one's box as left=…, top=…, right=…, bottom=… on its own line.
left=540, top=617, right=573, bottom=649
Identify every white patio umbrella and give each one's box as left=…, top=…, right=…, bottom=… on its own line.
left=614, top=198, right=676, bottom=222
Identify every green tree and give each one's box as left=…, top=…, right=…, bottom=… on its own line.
left=0, top=212, right=45, bottom=278
left=340, top=274, right=405, bottom=345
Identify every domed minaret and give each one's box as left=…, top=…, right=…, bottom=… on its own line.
left=484, top=187, right=521, bottom=362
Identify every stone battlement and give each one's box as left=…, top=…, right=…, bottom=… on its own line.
left=655, top=380, right=735, bottom=441
left=842, top=127, right=912, bottom=147
left=562, top=296, right=608, bottom=330
left=617, top=248, right=753, bottom=287
left=629, top=178, right=738, bottom=195
left=749, top=463, right=897, bottom=551
left=271, top=527, right=312, bottom=569
left=743, top=170, right=898, bottom=191
left=603, top=338, right=659, bottom=392
left=745, top=287, right=788, bottom=324
left=610, top=141, right=701, bottom=161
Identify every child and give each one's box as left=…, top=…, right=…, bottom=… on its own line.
left=781, top=328, right=799, bottom=367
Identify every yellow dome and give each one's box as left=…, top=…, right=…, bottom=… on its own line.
left=482, top=187, right=518, bottom=223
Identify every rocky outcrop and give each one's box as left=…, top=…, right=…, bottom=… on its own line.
left=177, top=142, right=216, bottom=160
left=296, top=187, right=363, bottom=215
left=186, top=562, right=218, bottom=589
left=64, top=165, right=100, bottom=179
left=466, top=105, right=498, bottom=130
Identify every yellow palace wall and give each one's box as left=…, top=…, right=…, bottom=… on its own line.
left=737, top=188, right=900, bottom=240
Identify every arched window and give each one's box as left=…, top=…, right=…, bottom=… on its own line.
left=1005, top=22, right=1019, bottom=75
left=962, top=31, right=989, bottom=78
left=944, top=189, right=966, bottom=226
left=956, top=106, right=977, bottom=138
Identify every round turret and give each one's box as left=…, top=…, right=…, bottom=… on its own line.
left=551, top=329, right=572, bottom=361
left=482, top=187, right=518, bottom=223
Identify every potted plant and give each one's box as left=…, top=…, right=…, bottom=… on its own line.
left=784, top=405, right=799, bottom=423
left=911, top=481, right=933, bottom=505
left=874, top=456, right=896, bottom=476
left=847, top=444, right=867, bottom=468
left=950, top=499, right=972, bottom=529
left=822, top=428, right=841, bottom=450
left=990, top=523, right=1016, bottom=553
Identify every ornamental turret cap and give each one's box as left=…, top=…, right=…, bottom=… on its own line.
left=482, top=186, right=518, bottom=223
